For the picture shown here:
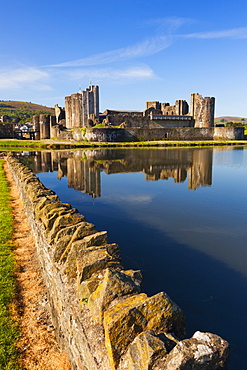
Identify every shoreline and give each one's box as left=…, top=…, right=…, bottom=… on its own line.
left=0, top=138, right=247, bottom=151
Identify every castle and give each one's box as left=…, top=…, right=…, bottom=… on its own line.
left=62, top=85, right=215, bottom=130
left=28, top=85, right=244, bottom=141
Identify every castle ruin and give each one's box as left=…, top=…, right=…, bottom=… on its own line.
left=65, top=85, right=99, bottom=128
left=31, top=85, right=243, bottom=141
left=63, top=85, right=215, bottom=130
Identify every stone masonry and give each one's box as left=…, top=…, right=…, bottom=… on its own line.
left=190, top=93, right=215, bottom=128
left=65, top=85, right=99, bottom=128
left=7, top=154, right=230, bottom=370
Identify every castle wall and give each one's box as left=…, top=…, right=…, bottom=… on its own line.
left=149, top=116, right=193, bottom=128
left=190, top=93, right=215, bottom=128
left=146, top=101, right=161, bottom=110
left=52, top=125, right=244, bottom=143
left=213, top=126, right=244, bottom=140
left=6, top=155, right=229, bottom=370
left=103, top=113, right=193, bottom=128
left=0, top=123, right=14, bottom=138
left=103, top=113, right=150, bottom=127
left=160, top=100, right=189, bottom=116
left=84, top=127, right=215, bottom=142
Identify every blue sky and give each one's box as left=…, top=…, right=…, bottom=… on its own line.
left=1, top=0, right=247, bottom=117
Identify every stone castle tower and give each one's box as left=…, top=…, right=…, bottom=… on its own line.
left=190, top=93, right=215, bottom=128
left=65, top=85, right=99, bottom=128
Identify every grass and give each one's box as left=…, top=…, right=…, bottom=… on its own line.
left=0, top=159, right=20, bottom=370
left=0, top=138, right=247, bottom=151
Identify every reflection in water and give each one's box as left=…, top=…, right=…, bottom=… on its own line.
left=19, top=147, right=247, bottom=369
left=28, top=148, right=213, bottom=197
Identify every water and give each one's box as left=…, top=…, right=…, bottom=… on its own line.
left=19, top=147, right=247, bottom=369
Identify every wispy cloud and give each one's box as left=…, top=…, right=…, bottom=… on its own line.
left=66, top=65, right=155, bottom=81
left=48, top=36, right=171, bottom=68
left=0, top=67, right=51, bottom=90
left=144, top=16, right=195, bottom=34
left=1, top=20, right=247, bottom=93
left=47, top=22, right=247, bottom=72
left=181, top=27, right=247, bottom=39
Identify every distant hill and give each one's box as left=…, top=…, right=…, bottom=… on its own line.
left=0, top=100, right=55, bottom=123
left=215, top=116, right=247, bottom=124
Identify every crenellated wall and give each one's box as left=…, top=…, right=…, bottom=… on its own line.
left=7, top=155, right=230, bottom=370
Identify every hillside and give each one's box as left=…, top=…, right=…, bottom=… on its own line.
left=215, top=116, right=247, bottom=124
left=0, top=101, right=55, bottom=123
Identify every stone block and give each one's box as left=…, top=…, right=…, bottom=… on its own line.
left=53, top=235, right=72, bottom=262
left=30, top=188, right=55, bottom=203
left=141, top=292, right=185, bottom=338
left=104, top=293, right=148, bottom=368
left=78, top=274, right=102, bottom=301
left=34, top=195, right=60, bottom=214
left=118, top=330, right=167, bottom=370
left=54, top=222, right=97, bottom=262
left=76, top=244, right=122, bottom=282
left=37, top=203, right=72, bottom=230
left=80, top=231, right=108, bottom=248
left=88, top=268, right=142, bottom=324
left=46, top=210, right=85, bottom=242
left=103, top=291, right=185, bottom=368
left=162, top=331, right=230, bottom=369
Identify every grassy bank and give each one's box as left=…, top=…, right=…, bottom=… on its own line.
left=0, top=159, right=20, bottom=369
left=0, top=138, right=247, bottom=151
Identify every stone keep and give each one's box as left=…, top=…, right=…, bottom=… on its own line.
left=190, top=93, right=215, bottom=128
left=65, top=85, right=99, bottom=128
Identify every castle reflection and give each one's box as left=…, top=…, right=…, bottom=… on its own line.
left=25, top=148, right=213, bottom=198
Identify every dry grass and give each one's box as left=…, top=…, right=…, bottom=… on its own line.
left=4, top=162, right=71, bottom=370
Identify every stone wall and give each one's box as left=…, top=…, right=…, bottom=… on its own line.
left=7, top=155, right=229, bottom=369
left=50, top=125, right=73, bottom=141
left=32, top=114, right=56, bottom=140
left=84, top=127, right=213, bottom=142
left=0, top=123, right=14, bottom=138
left=103, top=113, right=149, bottom=128
left=213, top=126, right=244, bottom=140
left=64, top=126, right=244, bottom=142
left=101, top=111, right=193, bottom=129
left=51, top=125, right=244, bottom=143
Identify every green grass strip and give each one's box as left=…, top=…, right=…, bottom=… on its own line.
left=0, top=159, right=21, bottom=370
left=0, top=138, right=247, bottom=151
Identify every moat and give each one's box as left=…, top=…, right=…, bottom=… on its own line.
left=18, top=146, right=247, bottom=369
